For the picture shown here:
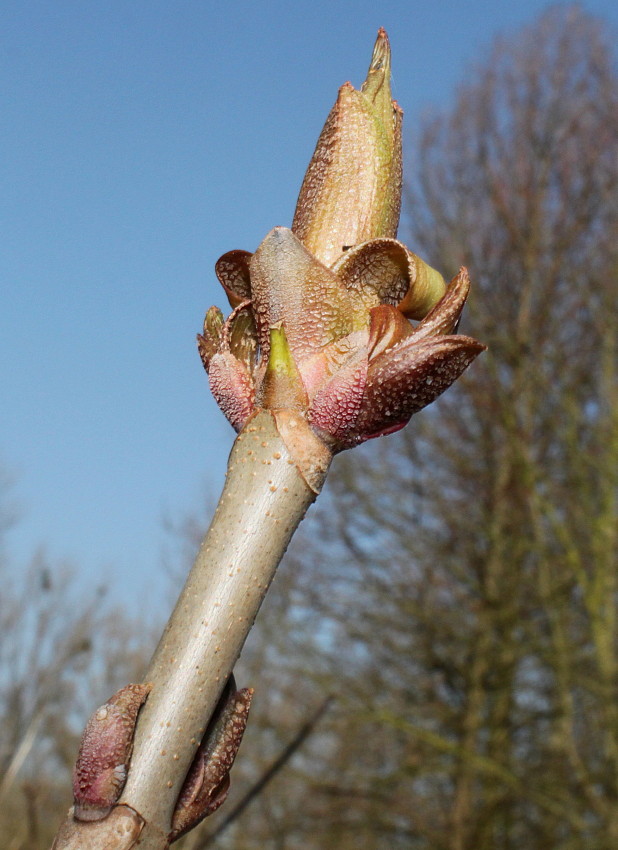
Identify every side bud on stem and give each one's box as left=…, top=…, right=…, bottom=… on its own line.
left=72, top=677, right=252, bottom=842
left=170, top=678, right=253, bottom=842
left=73, top=683, right=152, bottom=822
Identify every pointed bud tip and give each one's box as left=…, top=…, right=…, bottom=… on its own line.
left=361, top=28, right=392, bottom=102
left=369, top=28, right=391, bottom=73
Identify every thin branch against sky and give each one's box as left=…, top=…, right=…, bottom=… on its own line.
left=2, top=0, right=617, bottom=606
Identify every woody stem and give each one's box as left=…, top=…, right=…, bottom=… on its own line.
left=51, top=410, right=331, bottom=850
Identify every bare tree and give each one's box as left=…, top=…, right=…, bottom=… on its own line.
left=0, top=476, right=154, bottom=850
left=28, top=9, right=615, bottom=848
left=404, top=9, right=618, bottom=846
left=51, top=30, right=485, bottom=850
left=256, top=7, right=618, bottom=849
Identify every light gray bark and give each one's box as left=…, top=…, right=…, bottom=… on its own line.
left=51, top=410, right=331, bottom=850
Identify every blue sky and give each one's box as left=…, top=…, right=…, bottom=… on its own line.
left=2, top=0, right=617, bottom=606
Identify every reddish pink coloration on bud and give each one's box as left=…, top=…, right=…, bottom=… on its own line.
left=198, top=31, right=485, bottom=451
left=299, top=330, right=368, bottom=399
left=170, top=679, right=253, bottom=842
left=200, top=240, right=485, bottom=451
left=307, top=349, right=368, bottom=442
left=351, top=333, right=486, bottom=446
left=207, top=352, right=255, bottom=432
left=199, top=301, right=258, bottom=431
left=72, top=683, right=152, bottom=822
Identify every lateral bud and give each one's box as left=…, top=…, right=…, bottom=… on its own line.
left=170, top=678, right=253, bottom=842
left=72, top=683, right=152, bottom=822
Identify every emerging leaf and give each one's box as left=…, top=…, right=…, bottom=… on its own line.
left=198, top=31, right=485, bottom=453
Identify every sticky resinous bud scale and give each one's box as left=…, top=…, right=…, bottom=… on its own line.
left=71, top=679, right=253, bottom=842
left=198, top=28, right=485, bottom=453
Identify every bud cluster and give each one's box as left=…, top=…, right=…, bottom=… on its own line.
left=199, top=30, right=484, bottom=453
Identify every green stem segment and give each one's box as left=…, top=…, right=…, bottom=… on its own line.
left=51, top=410, right=331, bottom=850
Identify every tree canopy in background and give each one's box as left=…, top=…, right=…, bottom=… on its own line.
left=2, top=6, right=617, bottom=849
left=235, top=6, right=617, bottom=848
left=268, top=7, right=618, bottom=850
